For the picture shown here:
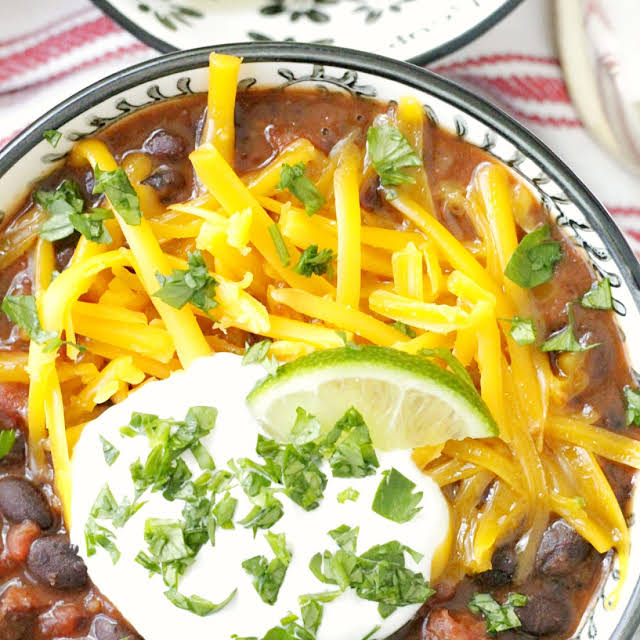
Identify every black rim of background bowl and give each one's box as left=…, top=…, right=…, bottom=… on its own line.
left=89, top=0, right=523, bottom=64
left=0, top=42, right=638, bottom=639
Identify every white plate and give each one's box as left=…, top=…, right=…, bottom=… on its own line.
left=91, top=0, right=521, bottom=62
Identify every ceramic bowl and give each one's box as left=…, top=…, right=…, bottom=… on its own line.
left=0, top=43, right=639, bottom=639
left=90, top=0, right=522, bottom=63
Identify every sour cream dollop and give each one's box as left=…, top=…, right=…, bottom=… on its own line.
left=70, top=353, right=450, bottom=640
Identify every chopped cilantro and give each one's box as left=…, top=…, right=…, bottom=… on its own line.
left=99, top=435, right=120, bottom=466
left=242, top=532, right=291, bottom=605
left=309, top=534, right=432, bottom=612
left=68, top=208, right=114, bottom=244
left=238, top=491, right=284, bottom=532
left=624, top=386, right=640, bottom=425
left=154, top=250, right=218, bottom=314
left=1, top=295, right=58, bottom=345
left=321, top=408, right=379, bottom=478
left=504, top=317, right=537, bottom=346
left=367, top=125, right=422, bottom=189
left=541, top=305, right=600, bottom=353
left=337, top=487, right=359, bottom=503
left=242, top=339, right=278, bottom=374
left=36, top=180, right=114, bottom=244
left=294, top=245, right=335, bottom=277
left=504, top=225, right=563, bottom=288
left=419, top=347, right=474, bottom=389
left=372, top=467, right=423, bottom=523
left=93, top=165, right=141, bottom=225
left=268, top=223, right=290, bottom=267
left=165, top=587, right=236, bottom=616
left=328, top=524, right=359, bottom=553
left=581, top=277, right=613, bottom=310
left=290, top=407, right=322, bottom=445
left=299, top=591, right=341, bottom=634
left=277, top=162, right=326, bottom=216
left=211, top=492, right=237, bottom=530
left=390, top=321, right=416, bottom=338
left=84, top=517, right=120, bottom=564
left=468, top=592, right=527, bottom=634
left=256, top=434, right=327, bottom=510
left=0, top=430, right=16, bottom=460
left=43, top=129, right=62, bottom=147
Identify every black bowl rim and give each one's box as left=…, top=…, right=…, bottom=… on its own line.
left=0, top=42, right=639, bottom=639
left=89, top=0, right=523, bottom=64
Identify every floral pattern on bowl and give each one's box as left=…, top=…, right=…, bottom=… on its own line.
left=91, top=0, right=521, bottom=63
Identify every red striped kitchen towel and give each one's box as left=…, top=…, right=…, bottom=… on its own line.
left=1, top=0, right=639, bottom=254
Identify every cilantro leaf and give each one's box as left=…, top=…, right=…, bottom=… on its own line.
left=256, top=434, right=327, bottom=510
left=624, top=386, right=640, bottom=425
left=504, top=225, right=563, bottom=288
left=322, top=408, right=379, bottom=478
left=84, top=517, right=120, bottom=564
left=268, top=223, right=290, bottom=267
left=293, top=245, right=335, bottom=277
left=372, top=467, right=423, bottom=523
left=277, top=162, right=326, bottom=216
left=290, top=407, right=322, bottom=445
left=390, top=321, right=416, bottom=338
left=211, top=492, right=237, bottom=530
left=468, top=592, right=527, bottom=634
left=154, top=251, right=218, bottom=313
left=68, top=208, right=114, bottom=244
left=43, top=129, right=62, bottom=147
left=328, top=524, right=359, bottom=553
left=337, top=487, right=359, bottom=503
left=299, top=591, right=341, bottom=634
left=144, top=518, right=191, bottom=563
left=165, top=587, right=236, bottom=616
left=93, top=166, right=141, bottom=225
left=99, top=435, right=120, bottom=466
left=309, top=535, right=433, bottom=609
left=419, top=347, right=475, bottom=389
left=581, top=277, right=613, bottom=310
left=238, top=491, right=284, bottom=531
left=541, top=306, right=600, bottom=353
left=367, top=125, right=422, bottom=189
left=504, top=317, right=537, bottom=346
left=36, top=179, right=83, bottom=241
left=242, top=532, right=291, bottom=605
left=1, top=295, right=58, bottom=344
left=0, top=430, right=16, bottom=461
left=36, top=180, right=114, bottom=243
left=242, top=339, right=278, bottom=374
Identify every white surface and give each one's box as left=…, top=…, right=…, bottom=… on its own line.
left=70, top=353, right=450, bottom=640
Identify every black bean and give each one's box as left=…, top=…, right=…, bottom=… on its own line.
left=0, top=476, right=53, bottom=528
left=536, top=519, right=590, bottom=576
left=516, top=582, right=571, bottom=637
left=475, top=545, right=516, bottom=587
left=141, top=166, right=185, bottom=201
left=27, top=535, right=88, bottom=590
left=143, top=129, right=185, bottom=159
left=92, top=615, right=139, bottom=640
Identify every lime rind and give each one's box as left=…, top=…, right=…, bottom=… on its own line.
left=246, top=346, right=498, bottom=450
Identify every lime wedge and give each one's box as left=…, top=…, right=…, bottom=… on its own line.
left=246, top=346, right=497, bottom=450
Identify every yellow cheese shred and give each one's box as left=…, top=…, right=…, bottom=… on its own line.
left=204, top=52, right=241, bottom=163
left=334, top=143, right=362, bottom=308
left=70, top=139, right=211, bottom=368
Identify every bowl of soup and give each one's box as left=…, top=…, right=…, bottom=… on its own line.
left=0, top=43, right=639, bottom=640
